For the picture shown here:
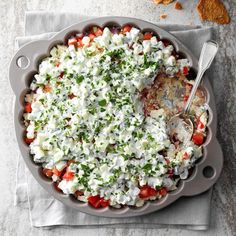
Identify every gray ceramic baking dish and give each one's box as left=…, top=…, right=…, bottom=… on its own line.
left=9, top=16, right=223, bottom=217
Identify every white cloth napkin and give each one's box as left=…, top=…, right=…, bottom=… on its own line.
left=14, top=11, right=214, bottom=230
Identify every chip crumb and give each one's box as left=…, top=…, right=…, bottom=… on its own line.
left=175, top=2, right=183, bottom=10
left=154, top=0, right=175, bottom=5
left=197, top=0, right=230, bottom=24
left=160, top=13, right=168, bottom=19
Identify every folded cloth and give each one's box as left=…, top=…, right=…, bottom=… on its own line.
left=15, top=11, right=214, bottom=230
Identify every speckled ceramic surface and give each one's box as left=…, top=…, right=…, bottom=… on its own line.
left=9, top=16, right=223, bottom=217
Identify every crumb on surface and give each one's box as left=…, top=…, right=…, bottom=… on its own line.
left=175, top=2, right=183, bottom=10
left=160, top=13, right=168, bottom=19
left=197, top=0, right=230, bottom=24
left=154, top=0, right=175, bottom=5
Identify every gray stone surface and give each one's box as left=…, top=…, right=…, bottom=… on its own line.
left=0, top=0, right=235, bottom=235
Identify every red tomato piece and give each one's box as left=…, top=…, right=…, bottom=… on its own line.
left=77, top=38, right=84, bottom=48
left=87, top=195, right=110, bottom=208
left=89, top=33, right=96, bottom=41
left=55, top=63, right=60, bottom=67
left=99, top=198, right=110, bottom=208
left=63, top=171, right=75, bottom=181
left=93, top=26, right=103, bottom=37
left=42, top=168, right=53, bottom=178
left=183, top=95, right=189, bottom=102
left=74, top=190, right=83, bottom=197
left=68, top=38, right=77, bottom=46
left=198, top=121, right=205, bottom=129
left=24, top=137, right=34, bottom=145
left=143, top=32, right=153, bottom=40
left=159, top=187, right=167, bottom=196
left=52, top=167, right=63, bottom=177
left=186, top=83, right=193, bottom=91
left=183, top=66, right=189, bottom=75
left=139, top=185, right=158, bottom=199
left=192, top=132, right=204, bottom=145
left=24, top=103, right=32, bottom=113
left=122, top=25, right=132, bottom=33
left=88, top=195, right=101, bottom=208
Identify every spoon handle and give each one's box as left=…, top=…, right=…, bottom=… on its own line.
left=184, top=40, right=219, bottom=113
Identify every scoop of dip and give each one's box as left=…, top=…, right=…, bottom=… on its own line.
left=23, top=25, right=208, bottom=208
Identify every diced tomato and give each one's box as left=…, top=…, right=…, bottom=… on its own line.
left=89, top=33, right=96, bottom=41
left=87, top=195, right=110, bottom=208
left=192, top=132, right=204, bottom=145
left=99, top=198, right=110, bottom=207
left=77, top=38, right=84, bottom=48
left=52, top=167, right=63, bottom=177
left=92, top=26, right=103, bottom=37
left=88, top=195, right=101, bottom=208
left=55, top=63, right=60, bottom=67
left=88, top=195, right=100, bottom=206
left=63, top=171, right=75, bottom=181
left=186, top=83, right=193, bottom=91
left=159, top=187, right=167, bottom=196
left=74, top=190, right=83, bottom=197
left=24, top=137, right=34, bottom=145
left=139, top=185, right=158, bottom=199
left=24, top=103, right=32, bottom=113
left=198, top=121, right=205, bottom=129
left=42, top=168, right=53, bottom=178
left=183, top=66, right=189, bottom=75
left=183, top=152, right=189, bottom=160
left=183, top=95, right=189, bottom=102
left=122, top=25, right=132, bottom=34
left=143, top=32, right=153, bottom=40
left=68, top=38, right=77, bottom=46
left=149, top=187, right=158, bottom=196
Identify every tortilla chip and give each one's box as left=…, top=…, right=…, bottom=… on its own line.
left=154, top=0, right=175, bottom=5
left=197, top=0, right=230, bottom=24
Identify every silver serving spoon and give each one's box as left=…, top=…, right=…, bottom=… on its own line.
left=168, top=40, right=219, bottom=143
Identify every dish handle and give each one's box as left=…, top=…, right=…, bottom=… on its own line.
left=181, top=139, right=223, bottom=196
left=9, top=40, right=48, bottom=96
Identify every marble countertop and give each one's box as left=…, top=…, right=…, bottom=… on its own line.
left=0, top=0, right=235, bottom=235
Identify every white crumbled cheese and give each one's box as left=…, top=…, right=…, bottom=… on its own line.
left=23, top=27, right=206, bottom=207
left=166, top=55, right=176, bottom=67
left=142, top=40, right=151, bottom=53
left=150, top=36, right=158, bottom=46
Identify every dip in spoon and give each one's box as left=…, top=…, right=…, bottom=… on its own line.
left=168, top=40, right=219, bottom=143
